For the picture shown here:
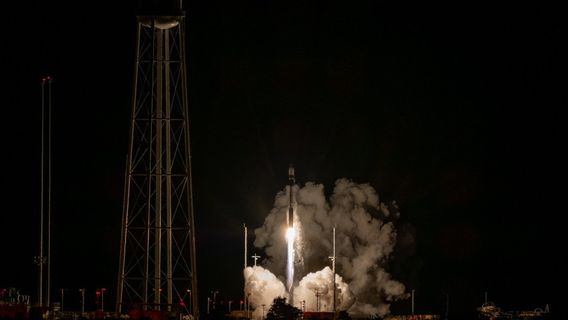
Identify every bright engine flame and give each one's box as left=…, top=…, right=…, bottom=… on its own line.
left=286, top=227, right=296, bottom=242
left=286, top=226, right=296, bottom=303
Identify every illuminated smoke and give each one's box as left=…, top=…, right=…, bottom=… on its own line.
left=293, top=266, right=354, bottom=312
left=251, top=178, right=409, bottom=317
left=244, top=266, right=288, bottom=319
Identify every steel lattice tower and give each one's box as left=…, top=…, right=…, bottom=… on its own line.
left=116, top=4, right=198, bottom=318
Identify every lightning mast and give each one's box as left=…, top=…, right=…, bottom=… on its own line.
left=116, top=0, right=198, bottom=318
left=35, top=76, right=52, bottom=308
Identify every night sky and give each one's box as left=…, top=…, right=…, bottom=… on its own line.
left=2, top=1, right=564, bottom=319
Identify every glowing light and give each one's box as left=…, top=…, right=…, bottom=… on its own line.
left=286, top=227, right=296, bottom=242
left=286, top=227, right=295, bottom=305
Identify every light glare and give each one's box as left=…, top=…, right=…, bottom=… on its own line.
left=286, top=227, right=296, bottom=241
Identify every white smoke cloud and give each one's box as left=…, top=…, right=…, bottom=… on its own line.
left=244, top=266, right=288, bottom=319
left=294, top=266, right=355, bottom=312
left=250, top=178, right=408, bottom=317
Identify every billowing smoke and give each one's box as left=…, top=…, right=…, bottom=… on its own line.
left=244, top=266, right=288, bottom=319
left=250, top=178, right=409, bottom=317
left=293, top=266, right=354, bottom=312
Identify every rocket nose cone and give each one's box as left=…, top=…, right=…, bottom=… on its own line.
left=288, top=166, right=295, bottom=177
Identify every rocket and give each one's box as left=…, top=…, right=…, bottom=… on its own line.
left=287, top=164, right=295, bottom=228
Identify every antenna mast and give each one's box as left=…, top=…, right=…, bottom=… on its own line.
left=36, top=76, right=53, bottom=308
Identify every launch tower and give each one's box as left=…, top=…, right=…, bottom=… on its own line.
left=116, top=1, right=198, bottom=318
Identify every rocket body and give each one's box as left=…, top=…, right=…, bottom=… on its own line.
left=287, top=165, right=295, bottom=228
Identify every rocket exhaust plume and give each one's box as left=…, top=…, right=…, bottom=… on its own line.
left=249, top=177, right=410, bottom=317
left=286, top=164, right=296, bottom=305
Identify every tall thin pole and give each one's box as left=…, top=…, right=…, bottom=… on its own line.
left=38, top=77, right=46, bottom=307
left=332, top=227, right=336, bottom=317
left=315, top=290, right=320, bottom=312
left=47, top=76, right=52, bottom=308
left=80, top=289, right=85, bottom=315
left=411, top=289, right=415, bottom=314
left=243, top=224, right=247, bottom=314
left=60, top=289, right=64, bottom=312
left=262, top=304, right=265, bottom=320
left=444, top=293, right=449, bottom=320
left=101, top=288, right=106, bottom=312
